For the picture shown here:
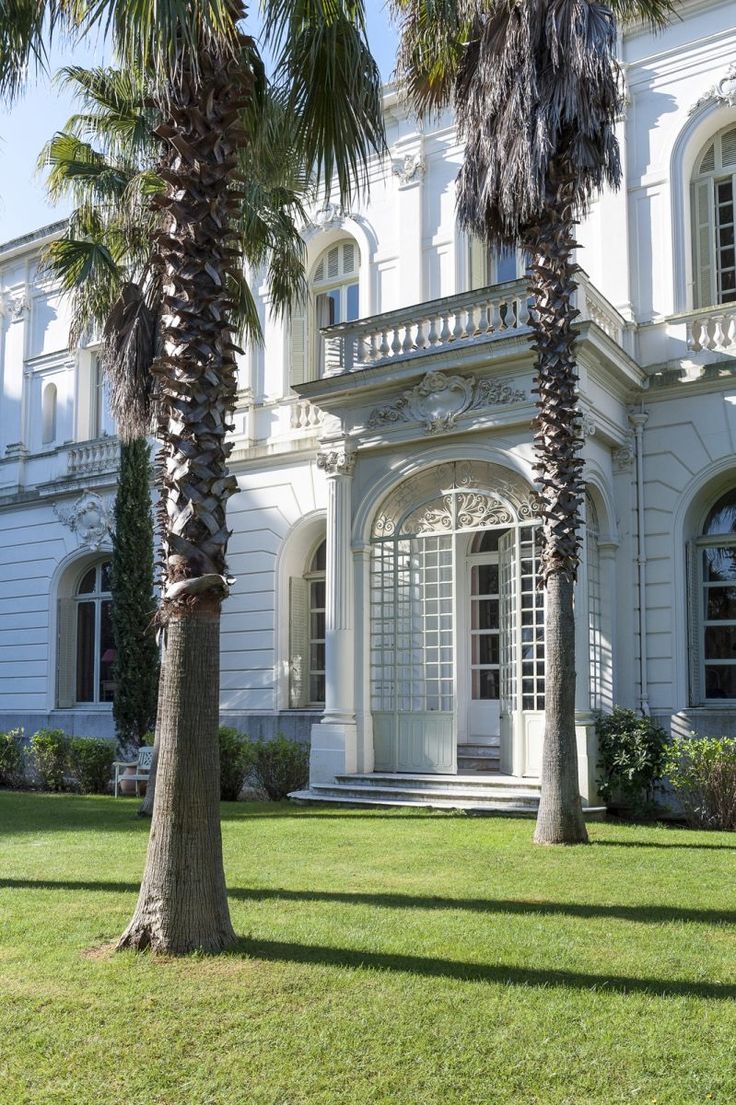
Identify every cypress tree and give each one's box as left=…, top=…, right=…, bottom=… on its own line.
left=112, top=438, right=159, bottom=746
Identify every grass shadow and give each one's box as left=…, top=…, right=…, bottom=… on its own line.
left=231, top=936, right=736, bottom=1001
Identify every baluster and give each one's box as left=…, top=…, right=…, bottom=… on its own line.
left=402, top=322, right=414, bottom=354
left=415, top=319, right=426, bottom=349
left=489, top=297, right=502, bottom=333
left=439, top=313, right=451, bottom=345
left=427, top=314, right=439, bottom=346
left=452, top=309, right=463, bottom=341
left=369, top=331, right=379, bottom=362
left=391, top=326, right=402, bottom=356
left=379, top=328, right=391, bottom=358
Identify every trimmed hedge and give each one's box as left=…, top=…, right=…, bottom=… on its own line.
left=30, top=729, right=70, bottom=792
left=69, top=738, right=117, bottom=794
left=252, top=736, right=309, bottom=801
left=0, top=729, right=25, bottom=788
left=218, top=727, right=256, bottom=801
left=665, top=736, right=736, bottom=831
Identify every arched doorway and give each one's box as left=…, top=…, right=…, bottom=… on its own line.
left=369, top=461, right=544, bottom=775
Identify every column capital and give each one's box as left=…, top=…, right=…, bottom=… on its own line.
left=317, top=442, right=356, bottom=477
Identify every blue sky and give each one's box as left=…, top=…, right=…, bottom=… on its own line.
left=0, top=3, right=397, bottom=244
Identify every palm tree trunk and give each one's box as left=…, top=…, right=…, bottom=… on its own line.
left=118, top=16, right=250, bottom=952
left=119, top=614, right=234, bottom=952
left=527, top=159, right=588, bottom=846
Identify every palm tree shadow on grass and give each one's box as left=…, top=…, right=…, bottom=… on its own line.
left=3, top=878, right=736, bottom=928
left=230, top=936, right=736, bottom=1001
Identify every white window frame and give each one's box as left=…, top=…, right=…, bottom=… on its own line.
left=73, top=560, right=115, bottom=705
left=289, top=238, right=360, bottom=386
left=691, top=125, right=736, bottom=309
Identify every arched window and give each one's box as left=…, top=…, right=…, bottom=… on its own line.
left=692, top=125, right=736, bottom=309
left=42, top=382, right=57, bottom=445
left=468, top=235, right=523, bottom=290
left=290, top=238, right=360, bottom=385
left=288, top=538, right=326, bottom=707
left=690, top=489, right=736, bottom=703
left=74, top=561, right=115, bottom=703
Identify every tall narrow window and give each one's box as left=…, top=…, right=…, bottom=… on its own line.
left=468, top=236, right=522, bottom=290
left=75, top=561, right=115, bottom=703
left=290, top=238, right=360, bottom=385
left=306, top=540, right=326, bottom=705
left=288, top=538, right=326, bottom=707
left=42, top=382, right=57, bottom=445
left=691, top=126, right=736, bottom=308
left=691, top=488, right=736, bottom=703
left=586, top=495, right=603, bottom=711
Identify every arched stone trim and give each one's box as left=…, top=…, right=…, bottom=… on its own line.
left=353, top=442, right=536, bottom=547
left=301, top=214, right=378, bottom=317
left=583, top=463, right=618, bottom=546
left=275, top=510, right=327, bottom=711
left=670, top=100, right=736, bottom=313
left=48, top=546, right=113, bottom=711
left=671, top=457, right=736, bottom=707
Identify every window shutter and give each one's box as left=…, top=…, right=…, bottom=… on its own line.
left=687, top=540, right=703, bottom=706
left=57, top=598, right=77, bottom=708
left=289, top=304, right=307, bottom=387
left=468, top=235, right=489, bottom=291
left=692, top=179, right=716, bottom=309
left=289, top=577, right=310, bottom=708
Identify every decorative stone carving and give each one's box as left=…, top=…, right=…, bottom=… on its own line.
left=582, top=414, right=597, bottom=437
left=392, top=153, right=425, bottom=186
left=1, top=290, right=31, bottom=321
left=310, top=202, right=345, bottom=229
left=367, top=370, right=527, bottom=434
left=54, top=491, right=114, bottom=550
left=613, top=433, right=635, bottom=472
left=689, top=63, right=736, bottom=116
left=316, top=445, right=356, bottom=476
left=371, top=460, right=541, bottom=539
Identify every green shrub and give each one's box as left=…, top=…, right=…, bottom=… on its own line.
left=69, top=738, right=117, bottom=794
left=0, top=729, right=25, bottom=788
left=596, top=707, right=668, bottom=814
left=664, top=736, right=736, bottom=831
left=218, top=727, right=256, bottom=802
left=252, top=735, right=309, bottom=801
left=30, top=729, right=70, bottom=792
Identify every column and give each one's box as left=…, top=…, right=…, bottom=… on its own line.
left=309, top=442, right=358, bottom=784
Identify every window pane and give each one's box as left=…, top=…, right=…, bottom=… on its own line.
left=76, top=602, right=96, bottom=702
left=101, top=562, right=113, bottom=593
left=704, top=546, right=736, bottom=581
left=310, top=611, right=325, bottom=640
left=706, top=586, right=736, bottom=619
left=311, top=580, right=325, bottom=609
left=495, top=248, right=517, bottom=283
left=99, top=600, right=116, bottom=702
left=705, top=625, right=736, bottom=658
left=310, top=642, right=325, bottom=672
left=78, top=568, right=96, bottom=595
left=472, top=669, right=499, bottom=700
left=310, top=674, right=325, bottom=704
left=310, top=540, right=326, bottom=573
left=477, top=565, right=498, bottom=595
left=346, top=283, right=359, bottom=321
left=474, top=599, right=497, bottom=630
left=705, top=665, right=736, bottom=699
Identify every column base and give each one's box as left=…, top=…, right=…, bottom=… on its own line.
left=309, top=719, right=358, bottom=785
left=575, top=711, right=600, bottom=806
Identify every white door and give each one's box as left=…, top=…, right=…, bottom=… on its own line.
left=467, top=551, right=501, bottom=743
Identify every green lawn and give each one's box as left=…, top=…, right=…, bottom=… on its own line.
left=1, top=794, right=735, bottom=1105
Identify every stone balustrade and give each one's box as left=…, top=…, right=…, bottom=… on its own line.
left=289, top=399, right=324, bottom=432
left=685, top=307, right=736, bottom=352
left=320, top=272, right=626, bottom=375
left=67, top=436, right=119, bottom=476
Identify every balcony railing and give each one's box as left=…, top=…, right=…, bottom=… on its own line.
left=320, top=273, right=627, bottom=376
left=684, top=306, right=736, bottom=353
left=67, top=436, right=119, bottom=476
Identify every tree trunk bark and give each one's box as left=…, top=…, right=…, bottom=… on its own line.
left=527, top=160, right=588, bottom=845
left=119, top=612, right=235, bottom=953
left=533, top=575, right=587, bottom=843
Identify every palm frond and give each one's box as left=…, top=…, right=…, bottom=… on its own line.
left=389, top=0, right=467, bottom=115
left=454, top=0, right=624, bottom=246
left=264, top=0, right=386, bottom=203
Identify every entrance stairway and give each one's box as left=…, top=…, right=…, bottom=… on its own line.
left=291, top=772, right=544, bottom=814
left=457, top=737, right=501, bottom=774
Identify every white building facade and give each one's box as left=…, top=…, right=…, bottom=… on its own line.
left=2, top=0, right=736, bottom=807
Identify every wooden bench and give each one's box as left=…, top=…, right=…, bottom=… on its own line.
left=113, top=745, right=154, bottom=797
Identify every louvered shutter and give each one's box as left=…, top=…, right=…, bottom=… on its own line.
left=692, top=179, right=716, bottom=309
left=289, top=303, right=308, bottom=387
left=289, top=577, right=309, bottom=708
left=56, top=598, right=77, bottom=707
left=468, top=236, right=488, bottom=291
left=687, top=540, right=703, bottom=706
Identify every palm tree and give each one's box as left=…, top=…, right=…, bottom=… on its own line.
left=4, top=0, right=385, bottom=952
left=390, top=0, right=671, bottom=844
left=40, top=60, right=313, bottom=815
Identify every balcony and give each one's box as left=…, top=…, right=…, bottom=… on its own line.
left=320, top=272, right=630, bottom=377
left=682, top=305, right=736, bottom=353
left=67, top=436, right=119, bottom=477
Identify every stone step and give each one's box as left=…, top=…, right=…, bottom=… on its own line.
left=335, top=772, right=541, bottom=793
left=312, top=781, right=543, bottom=805
left=457, top=756, right=501, bottom=774
left=290, top=785, right=606, bottom=819
left=460, top=737, right=501, bottom=750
